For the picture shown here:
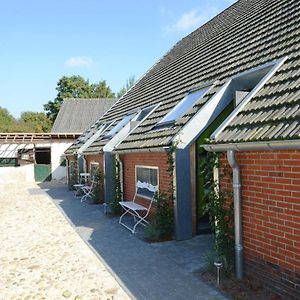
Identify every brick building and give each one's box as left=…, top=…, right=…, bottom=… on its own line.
left=65, top=0, right=300, bottom=297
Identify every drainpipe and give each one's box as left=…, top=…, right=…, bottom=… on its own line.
left=227, top=150, right=243, bottom=280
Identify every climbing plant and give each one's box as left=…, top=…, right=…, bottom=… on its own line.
left=109, top=157, right=122, bottom=215
left=91, top=168, right=103, bottom=204
left=201, top=151, right=234, bottom=276
left=144, top=143, right=176, bottom=241
left=68, top=156, right=79, bottom=190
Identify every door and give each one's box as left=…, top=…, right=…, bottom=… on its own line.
left=34, top=147, right=51, bottom=182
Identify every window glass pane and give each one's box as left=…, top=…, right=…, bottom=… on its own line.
left=104, top=113, right=135, bottom=138
left=136, top=166, right=158, bottom=198
left=158, top=86, right=209, bottom=125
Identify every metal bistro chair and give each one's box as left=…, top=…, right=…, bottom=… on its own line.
left=119, top=181, right=158, bottom=233
left=80, top=178, right=96, bottom=202
left=73, top=173, right=90, bottom=198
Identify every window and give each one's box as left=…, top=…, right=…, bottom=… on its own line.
left=134, top=104, right=158, bottom=122
left=90, top=162, right=99, bottom=177
left=102, top=113, right=135, bottom=139
left=156, top=85, right=210, bottom=128
left=136, top=166, right=159, bottom=199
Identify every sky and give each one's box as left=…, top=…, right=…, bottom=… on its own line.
left=0, top=0, right=236, bottom=118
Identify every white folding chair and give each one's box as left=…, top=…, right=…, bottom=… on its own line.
left=73, top=183, right=84, bottom=198
left=80, top=179, right=96, bottom=202
left=119, top=181, right=157, bottom=233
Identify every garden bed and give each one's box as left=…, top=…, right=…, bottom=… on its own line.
left=199, top=271, right=282, bottom=300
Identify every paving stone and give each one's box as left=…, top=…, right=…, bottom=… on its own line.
left=46, top=182, right=228, bottom=300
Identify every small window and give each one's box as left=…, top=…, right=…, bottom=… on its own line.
left=90, top=162, right=99, bottom=177
left=156, top=85, right=210, bottom=128
left=102, top=113, right=135, bottom=139
left=136, top=166, right=159, bottom=199
left=134, top=104, right=157, bottom=122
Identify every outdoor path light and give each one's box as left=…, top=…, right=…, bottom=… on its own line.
left=214, top=261, right=223, bottom=286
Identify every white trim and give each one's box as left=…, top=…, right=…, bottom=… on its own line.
left=174, top=57, right=288, bottom=150
left=211, top=56, right=288, bottom=141
left=156, top=83, right=214, bottom=127
left=103, top=103, right=161, bottom=152
left=135, top=165, right=159, bottom=200
left=78, top=122, right=114, bottom=154
left=174, top=80, right=232, bottom=149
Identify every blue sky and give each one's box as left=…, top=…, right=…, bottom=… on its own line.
left=0, top=0, right=235, bottom=118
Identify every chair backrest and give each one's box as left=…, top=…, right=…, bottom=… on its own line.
left=133, top=180, right=158, bottom=204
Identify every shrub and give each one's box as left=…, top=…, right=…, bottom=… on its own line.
left=144, top=192, right=174, bottom=242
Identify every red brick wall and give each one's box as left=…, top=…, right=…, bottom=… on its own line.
left=84, top=154, right=104, bottom=176
left=120, top=152, right=173, bottom=214
left=220, top=150, right=300, bottom=299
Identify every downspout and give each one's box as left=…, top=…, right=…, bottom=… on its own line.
left=227, top=150, right=243, bottom=280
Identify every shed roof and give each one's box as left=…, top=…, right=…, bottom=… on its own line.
left=51, top=98, right=116, bottom=134
left=67, top=0, right=300, bottom=154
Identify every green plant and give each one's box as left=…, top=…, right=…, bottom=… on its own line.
left=91, top=171, right=103, bottom=204
left=145, top=143, right=176, bottom=242
left=109, top=157, right=122, bottom=215
left=201, top=151, right=234, bottom=277
left=69, top=156, right=78, bottom=190
left=144, top=220, right=161, bottom=242
left=144, top=192, right=174, bottom=241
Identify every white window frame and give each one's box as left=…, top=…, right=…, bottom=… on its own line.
left=156, top=83, right=213, bottom=128
left=90, top=161, right=99, bottom=177
left=103, top=113, right=136, bottom=139
left=135, top=165, right=159, bottom=200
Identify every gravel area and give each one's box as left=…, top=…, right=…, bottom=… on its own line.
left=0, top=181, right=130, bottom=300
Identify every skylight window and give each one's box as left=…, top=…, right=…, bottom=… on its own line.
left=134, top=104, right=158, bottom=122
left=156, top=85, right=211, bottom=128
left=102, top=113, right=135, bottom=139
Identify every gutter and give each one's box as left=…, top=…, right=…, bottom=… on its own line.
left=203, top=139, right=300, bottom=152
left=111, top=146, right=170, bottom=154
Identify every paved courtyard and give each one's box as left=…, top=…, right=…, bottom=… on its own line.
left=0, top=177, right=227, bottom=300
left=0, top=181, right=129, bottom=300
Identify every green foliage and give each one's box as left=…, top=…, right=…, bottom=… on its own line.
left=144, top=192, right=174, bottom=241
left=0, top=107, right=15, bottom=131
left=69, top=158, right=79, bottom=190
left=145, top=143, right=176, bottom=242
left=201, top=151, right=234, bottom=277
left=44, top=75, right=116, bottom=123
left=20, top=111, right=52, bottom=132
left=109, top=157, right=122, bottom=215
left=117, top=75, right=135, bottom=98
left=0, top=106, right=51, bottom=133
left=91, top=171, right=103, bottom=204
left=91, top=80, right=115, bottom=98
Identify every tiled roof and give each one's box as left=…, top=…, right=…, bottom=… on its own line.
left=51, top=98, right=116, bottom=134
left=71, top=0, right=300, bottom=153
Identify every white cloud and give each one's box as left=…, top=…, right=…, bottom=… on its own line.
left=171, top=9, right=205, bottom=32
left=64, top=56, right=95, bottom=68
left=166, top=1, right=237, bottom=34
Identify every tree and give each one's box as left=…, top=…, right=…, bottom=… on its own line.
left=20, top=111, right=52, bottom=133
left=44, top=75, right=115, bottom=123
left=91, top=80, right=115, bottom=98
left=117, top=75, right=136, bottom=98
left=0, top=107, right=15, bottom=132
